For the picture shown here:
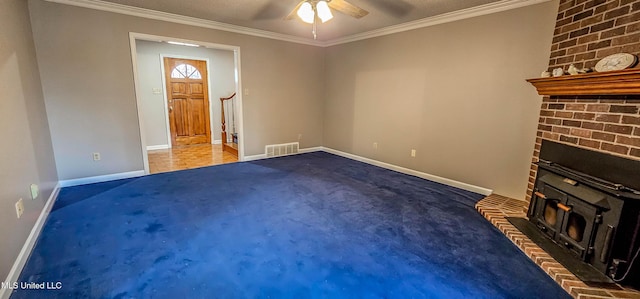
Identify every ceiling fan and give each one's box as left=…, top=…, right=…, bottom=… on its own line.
left=285, top=0, right=369, bottom=39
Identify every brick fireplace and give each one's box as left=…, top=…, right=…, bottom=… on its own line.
left=474, top=1, right=640, bottom=297
left=525, top=0, right=640, bottom=205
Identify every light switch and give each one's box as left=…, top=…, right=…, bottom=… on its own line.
left=152, top=88, right=162, bottom=94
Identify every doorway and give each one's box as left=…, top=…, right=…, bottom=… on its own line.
left=129, top=33, right=244, bottom=174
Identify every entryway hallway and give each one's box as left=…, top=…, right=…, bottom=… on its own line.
left=148, top=144, right=238, bottom=174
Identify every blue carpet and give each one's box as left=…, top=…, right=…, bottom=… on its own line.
left=12, top=152, right=570, bottom=298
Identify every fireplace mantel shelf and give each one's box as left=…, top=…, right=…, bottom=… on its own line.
left=526, top=68, right=640, bottom=96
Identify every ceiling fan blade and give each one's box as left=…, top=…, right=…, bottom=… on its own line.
left=328, top=0, right=369, bottom=18
left=284, top=1, right=305, bottom=20
left=254, top=3, right=288, bottom=21
left=366, top=1, right=413, bottom=17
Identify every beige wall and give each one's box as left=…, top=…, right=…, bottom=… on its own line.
left=323, top=1, right=558, bottom=199
left=28, top=0, right=325, bottom=180
left=0, top=0, right=58, bottom=281
left=26, top=0, right=559, bottom=193
left=135, top=40, right=236, bottom=147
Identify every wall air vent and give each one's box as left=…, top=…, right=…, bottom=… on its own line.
left=265, top=142, right=299, bottom=157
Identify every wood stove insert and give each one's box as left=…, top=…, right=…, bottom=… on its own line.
left=508, top=140, right=640, bottom=289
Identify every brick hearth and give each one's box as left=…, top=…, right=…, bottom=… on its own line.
left=476, top=194, right=640, bottom=299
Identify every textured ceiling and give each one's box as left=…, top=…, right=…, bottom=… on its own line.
left=98, top=0, right=504, bottom=41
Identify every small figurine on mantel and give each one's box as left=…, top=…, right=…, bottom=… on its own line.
left=543, top=65, right=592, bottom=78
left=567, top=64, right=592, bottom=75
left=552, top=67, right=564, bottom=77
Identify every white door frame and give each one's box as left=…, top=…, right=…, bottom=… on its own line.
left=129, top=32, right=245, bottom=174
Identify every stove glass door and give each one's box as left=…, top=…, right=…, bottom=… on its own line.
left=533, top=185, right=567, bottom=240
left=557, top=195, right=598, bottom=260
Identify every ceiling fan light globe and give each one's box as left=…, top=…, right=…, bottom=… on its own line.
left=316, top=1, right=334, bottom=23
left=297, top=2, right=315, bottom=24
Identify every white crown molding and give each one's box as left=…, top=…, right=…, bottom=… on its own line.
left=44, top=0, right=324, bottom=47
left=45, top=0, right=551, bottom=48
left=323, top=0, right=553, bottom=46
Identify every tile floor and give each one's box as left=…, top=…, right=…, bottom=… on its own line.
left=476, top=194, right=640, bottom=299
left=148, top=144, right=238, bottom=174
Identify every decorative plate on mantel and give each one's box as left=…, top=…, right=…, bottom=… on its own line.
left=594, top=53, right=638, bottom=72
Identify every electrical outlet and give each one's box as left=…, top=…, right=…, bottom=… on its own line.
left=298, top=134, right=302, bottom=140
left=15, top=198, right=24, bottom=218
left=30, top=184, right=39, bottom=200
left=373, top=142, right=378, bottom=149
left=93, top=152, right=101, bottom=161
left=411, top=149, right=416, bottom=157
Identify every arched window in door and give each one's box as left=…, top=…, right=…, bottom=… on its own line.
left=170, top=63, right=202, bottom=79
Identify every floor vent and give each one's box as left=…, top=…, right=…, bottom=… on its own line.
left=266, top=142, right=299, bottom=157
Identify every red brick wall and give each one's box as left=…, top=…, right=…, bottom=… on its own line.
left=526, top=0, right=640, bottom=203
left=548, top=0, right=640, bottom=71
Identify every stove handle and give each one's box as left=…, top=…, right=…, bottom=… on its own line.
left=534, top=191, right=563, bottom=206
left=557, top=203, right=572, bottom=212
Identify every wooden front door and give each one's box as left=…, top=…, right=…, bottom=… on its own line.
left=163, top=58, right=211, bottom=146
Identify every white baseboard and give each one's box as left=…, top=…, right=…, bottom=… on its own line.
left=243, top=153, right=267, bottom=161
left=245, top=146, right=491, bottom=195
left=59, top=170, right=146, bottom=187
left=146, top=144, right=169, bottom=151
left=243, top=146, right=323, bottom=162
left=299, top=146, right=323, bottom=153
left=1, top=184, right=61, bottom=299
left=212, top=140, right=222, bottom=145
left=322, top=147, right=493, bottom=196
